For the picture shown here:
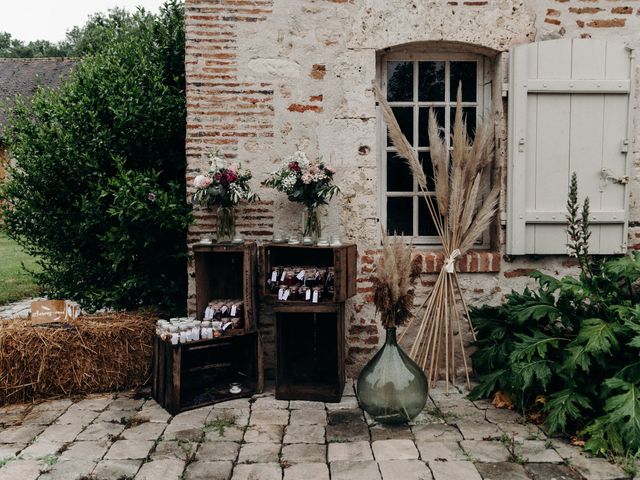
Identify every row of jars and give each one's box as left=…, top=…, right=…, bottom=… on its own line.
left=156, top=317, right=240, bottom=345
left=203, top=299, right=243, bottom=322
left=268, top=266, right=335, bottom=296
left=278, top=284, right=324, bottom=303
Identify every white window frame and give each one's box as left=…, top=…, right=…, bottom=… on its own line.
left=378, top=52, right=487, bottom=246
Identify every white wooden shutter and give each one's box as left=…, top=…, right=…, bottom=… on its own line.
left=507, top=39, right=634, bottom=255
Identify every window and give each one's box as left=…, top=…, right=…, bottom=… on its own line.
left=380, top=54, right=484, bottom=244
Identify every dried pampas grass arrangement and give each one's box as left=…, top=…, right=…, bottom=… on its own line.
left=375, top=83, right=499, bottom=391
left=372, top=231, right=422, bottom=329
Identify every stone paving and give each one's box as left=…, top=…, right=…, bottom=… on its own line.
left=0, top=381, right=631, bottom=480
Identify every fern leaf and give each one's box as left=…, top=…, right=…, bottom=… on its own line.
left=544, top=388, right=592, bottom=434
left=576, top=318, right=621, bottom=355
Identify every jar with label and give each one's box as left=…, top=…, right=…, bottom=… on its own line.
left=326, top=267, right=335, bottom=296
left=192, top=321, right=201, bottom=341
left=179, top=324, right=189, bottom=344
left=312, top=286, right=322, bottom=303
left=269, top=267, right=280, bottom=290
left=289, top=286, right=298, bottom=301
left=284, top=271, right=296, bottom=287
left=169, top=325, right=179, bottom=345
left=299, top=286, right=310, bottom=301
left=201, top=321, right=212, bottom=340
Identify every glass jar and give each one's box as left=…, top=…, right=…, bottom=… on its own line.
left=179, top=324, right=189, bottom=344
left=169, top=325, right=179, bottom=345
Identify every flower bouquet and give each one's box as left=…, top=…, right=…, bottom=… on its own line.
left=263, top=149, right=340, bottom=241
left=192, top=152, right=259, bottom=242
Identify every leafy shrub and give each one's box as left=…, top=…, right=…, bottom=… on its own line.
left=470, top=174, right=640, bottom=456
left=0, top=1, right=191, bottom=314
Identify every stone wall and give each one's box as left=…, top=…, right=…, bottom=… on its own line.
left=185, top=0, right=640, bottom=378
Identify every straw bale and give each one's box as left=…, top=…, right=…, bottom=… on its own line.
left=0, top=312, right=155, bottom=406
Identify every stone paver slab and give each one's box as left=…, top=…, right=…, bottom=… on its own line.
left=54, top=408, right=99, bottom=426
left=133, top=402, right=172, bottom=424
left=475, top=462, right=530, bottom=480
left=39, top=459, right=97, bottom=480
left=281, top=443, right=326, bottom=465
left=428, top=460, right=482, bottom=480
left=326, top=409, right=369, bottom=442
left=184, top=460, right=233, bottom=480
left=524, top=462, right=584, bottom=480
left=197, top=440, right=240, bottom=461
left=0, top=443, right=26, bottom=458
left=0, top=459, right=42, bottom=480
left=244, top=424, right=283, bottom=443
left=69, top=395, right=113, bottom=412
left=284, top=425, right=325, bottom=444
left=284, top=462, right=330, bottom=480
left=109, top=396, right=145, bottom=411
left=60, top=440, right=109, bottom=461
left=455, top=420, right=503, bottom=440
left=370, top=424, right=415, bottom=441
left=412, top=424, right=462, bottom=443
left=135, top=458, right=185, bottom=480
left=325, top=397, right=359, bottom=411
left=378, top=460, right=432, bottom=480
left=163, top=424, right=205, bottom=442
left=372, top=439, right=420, bottom=461
left=231, top=463, right=282, bottom=480
left=328, top=441, right=373, bottom=462
left=207, top=408, right=250, bottom=427
left=93, top=459, right=143, bottom=480
left=249, top=409, right=289, bottom=426
left=203, top=425, right=245, bottom=443
left=518, top=440, right=563, bottom=463
left=0, top=424, right=45, bottom=444
left=289, top=401, right=326, bottom=410
left=460, top=440, right=510, bottom=463
left=76, top=422, right=125, bottom=441
left=416, top=441, right=466, bottom=461
left=213, top=398, right=251, bottom=409
left=289, top=409, right=327, bottom=426
left=237, top=442, right=280, bottom=464
left=21, top=409, right=64, bottom=425
left=567, top=454, right=627, bottom=480
left=330, top=460, right=382, bottom=480
left=171, top=407, right=212, bottom=426
left=121, top=421, right=166, bottom=441
left=104, top=440, right=154, bottom=460
left=499, top=422, right=545, bottom=441
left=18, top=439, right=63, bottom=459
left=38, top=423, right=84, bottom=443
left=252, top=397, right=289, bottom=410
left=151, top=440, right=198, bottom=461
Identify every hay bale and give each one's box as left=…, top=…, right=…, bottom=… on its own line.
left=0, top=312, right=155, bottom=406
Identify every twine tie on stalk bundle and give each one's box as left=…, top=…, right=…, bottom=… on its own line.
left=374, top=82, right=499, bottom=393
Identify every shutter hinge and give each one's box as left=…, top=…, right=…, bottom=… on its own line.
left=518, top=138, right=526, bottom=153
left=502, top=82, right=508, bottom=97
left=621, top=138, right=629, bottom=153
left=600, top=168, right=629, bottom=191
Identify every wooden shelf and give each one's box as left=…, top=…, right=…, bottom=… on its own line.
left=272, top=301, right=340, bottom=313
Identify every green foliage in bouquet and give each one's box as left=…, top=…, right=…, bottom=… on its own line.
left=470, top=173, right=640, bottom=457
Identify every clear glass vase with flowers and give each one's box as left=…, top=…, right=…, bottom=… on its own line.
left=263, top=149, right=340, bottom=242
left=192, top=152, right=259, bottom=243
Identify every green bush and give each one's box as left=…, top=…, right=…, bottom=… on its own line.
left=0, top=1, right=191, bottom=314
left=470, top=175, right=640, bottom=456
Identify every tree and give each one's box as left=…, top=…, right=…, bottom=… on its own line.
left=0, top=0, right=191, bottom=314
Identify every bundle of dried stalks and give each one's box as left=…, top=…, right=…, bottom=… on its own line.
left=372, top=231, right=422, bottom=329
left=375, top=83, right=499, bottom=391
left=0, top=312, right=155, bottom=406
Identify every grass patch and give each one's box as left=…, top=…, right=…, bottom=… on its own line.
left=0, top=233, right=41, bottom=305
left=203, top=413, right=236, bottom=437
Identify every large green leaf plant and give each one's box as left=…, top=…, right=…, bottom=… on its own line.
left=470, top=173, right=640, bottom=457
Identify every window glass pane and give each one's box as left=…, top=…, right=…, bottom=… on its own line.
left=419, top=152, right=436, bottom=192
left=418, top=61, right=445, bottom=102
left=387, top=153, right=413, bottom=192
left=387, top=61, right=413, bottom=102
left=450, top=107, right=476, bottom=140
left=387, top=197, right=413, bottom=236
left=418, top=107, right=445, bottom=147
left=387, top=107, right=414, bottom=146
left=418, top=197, right=439, bottom=237
left=450, top=61, right=477, bottom=102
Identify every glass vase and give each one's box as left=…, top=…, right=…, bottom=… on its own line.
left=302, top=206, right=322, bottom=242
left=357, top=327, right=428, bottom=424
left=217, top=206, right=236, bottom=243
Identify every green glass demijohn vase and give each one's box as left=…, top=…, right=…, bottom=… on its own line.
left=357, top=327, right=428, bottom=424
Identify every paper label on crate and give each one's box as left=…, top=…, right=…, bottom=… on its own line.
left=312, top=290, right=319, bottom=303
left=305, top=289, right=312, bottom=301
left=296, top=270, right=306, bottom=281
left=280, top=271, right=286, bottom=282
left=221, top=305, right=228, bottom=314
left=230, top=304, right=237, bottom=316
left=278, top=288, right=285, bottom=300
left=271, top=271, right=277, bottom=282
left=282, top=289, right=290, bottom=301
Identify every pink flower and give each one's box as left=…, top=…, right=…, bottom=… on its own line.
left=194, top=175, right=212, bottom=189
left=309, top=165, right=320, bottom=175
left=301, top=174, right=313, bottom=184
left=229, top=163, right=239, bottom=173
left=324, top=165, right=336, bottom=175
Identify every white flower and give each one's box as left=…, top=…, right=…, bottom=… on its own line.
left=208, top=152, right=226, bottom=171
left=296, top=150, right=310, bottom=169
left=282, top=173, right=298, bottom=192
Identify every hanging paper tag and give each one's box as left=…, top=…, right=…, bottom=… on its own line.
left=444, top=249, right=462, bottom=274
left=282, top=289, right=290, bottom=301
left=230, top=304, right=237, bottom=316
left=312, top=290, right=319, bottom=303
left=280, top=270, right=286, bottom=282
left=305, top=289, right=312, bottom=301
left=221, top=305, right=228, bottom=314
left=296, top=270, right=306, bottom=281
left=271, top=271, right=277, bottom=282
left=278, top=288, right=285, bottom=300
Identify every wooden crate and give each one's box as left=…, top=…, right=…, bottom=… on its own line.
left=260, top=244, right=357, bottom=304
left=194, top=242, right=257, bottom=333
left=152, top=331, right=263, bottom=415
left=275, top=304, right=345, bottom=403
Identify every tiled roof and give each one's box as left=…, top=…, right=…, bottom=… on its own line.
left=0, top=57, right=77, bottom=136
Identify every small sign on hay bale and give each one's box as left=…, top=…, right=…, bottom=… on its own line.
left=30, top=300, right=80, bottom=324
left=0, top=312, right=155, bottom=406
